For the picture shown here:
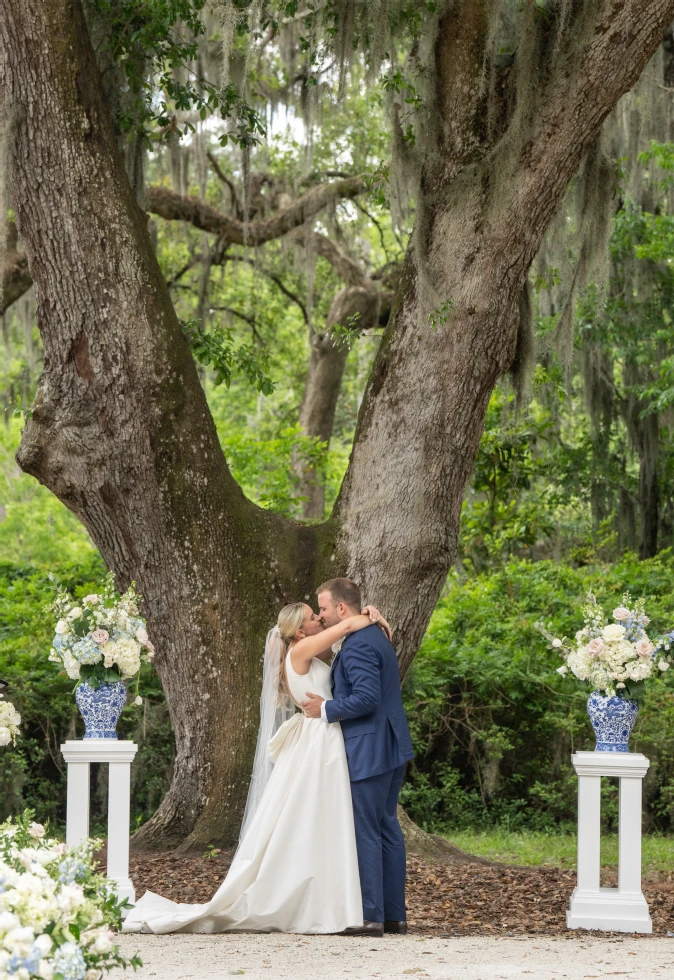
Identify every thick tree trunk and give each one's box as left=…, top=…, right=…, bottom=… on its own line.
left=3, top=0, right=673, bottom=849
left=0, top=0, right=334, bottom=850
left=296, top=283, right=380, bottom=519
left=331, top=1, right=674, bottom=675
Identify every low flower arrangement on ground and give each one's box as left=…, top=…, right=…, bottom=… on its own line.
left=0, top=811, right=140, bottom=980
left=0, top=696, right=20, bottom=747
left=536, top=592, right=673, bottom=698
left=47, top=575, right=154, bottom=703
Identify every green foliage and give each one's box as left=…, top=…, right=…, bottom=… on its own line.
left=0, top=558, right=173, bottom=831
left=402, top=552, right=674, bottom=834
left=182, top=317, right=275, bottom=394
left=86, top=0, right=265, bottom=146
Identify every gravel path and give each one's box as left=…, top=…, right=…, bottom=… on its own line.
left=112, top=933, right=674, bottom=980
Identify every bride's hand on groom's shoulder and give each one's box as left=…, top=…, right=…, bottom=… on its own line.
left=362, top=606, right=393, bottom=643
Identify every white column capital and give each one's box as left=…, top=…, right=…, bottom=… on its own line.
left=571, top=751, right=650, bottom=779
left=60, top=739, right=138, bottom=764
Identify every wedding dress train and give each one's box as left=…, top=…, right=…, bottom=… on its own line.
left=122, top=653, right=363, bottom=934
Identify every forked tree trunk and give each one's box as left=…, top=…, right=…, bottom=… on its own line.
left=3, top=0, right=673, bottom=849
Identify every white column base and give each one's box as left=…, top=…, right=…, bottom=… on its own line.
left=109, top=878, right=136, bottom=916
left=567, top=886, right=652, bottom=933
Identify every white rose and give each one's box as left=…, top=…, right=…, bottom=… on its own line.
left=136, top=626, right=149, bottom=645
left=635, top=638, right=653, bottom=657
left=0, top=727, right=11, bottom=746
left=603, top=623, right=626, bottom=643
left=34, top=934, right=52, bottom=956
left=82, top=594, right=100, bottom=604
left=67, top=607, right=82, bottom=619
left=659, top=661, right=670, bottom=671
left=38, top=960, right=54, bottom=980
left=54, top=620, right=68, bottom=635
left=93, top=931, right=114, bottom=954
left=29, top=823, right=45, bottom=839
left=613, top=606, right=631, bottom=621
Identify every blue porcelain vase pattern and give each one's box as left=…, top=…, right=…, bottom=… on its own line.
left=75, top=680, right=127, bottom=739
left=587, top=690, right=639, bottom=752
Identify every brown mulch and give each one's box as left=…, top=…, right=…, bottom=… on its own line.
left=97, top=848, right=674, bottom=937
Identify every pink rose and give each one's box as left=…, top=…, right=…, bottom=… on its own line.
left=91, top=629, right=109, bottom=644
left=587, top=638, right=605, bottom=657
left=83, top=594, right=100, bottom=604
left=613, top=606, right=631, bottom=621
left=635, top=638, right=653, bottom=658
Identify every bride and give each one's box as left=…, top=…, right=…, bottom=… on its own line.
left=122, top=601, right=391, bottom=934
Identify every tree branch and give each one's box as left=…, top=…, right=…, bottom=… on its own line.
left=147, top=175, right=366, bottom=246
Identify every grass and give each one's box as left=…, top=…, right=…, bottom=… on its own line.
left=445, top=828, right=674, bottom=875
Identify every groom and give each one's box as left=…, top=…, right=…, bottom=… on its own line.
left=302, top=578, right=414, bottom=937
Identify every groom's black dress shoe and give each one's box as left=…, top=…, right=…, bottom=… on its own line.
left=384, top=920, right=408, bottom=935
left=341, top=920, right=384, bottom=936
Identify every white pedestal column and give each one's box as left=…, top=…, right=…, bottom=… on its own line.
left=60, top=740, right=138, bottom=908
left=567, top=751, right=651, bottom=934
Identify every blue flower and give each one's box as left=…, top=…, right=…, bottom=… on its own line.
left=58, top=857, right=86, bottom=884
left=71, top=637, right=101, bottom=666
left=53, top=941, right=87, bottom=980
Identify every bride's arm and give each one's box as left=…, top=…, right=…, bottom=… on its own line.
left=290, top=616, right=373, bottom=668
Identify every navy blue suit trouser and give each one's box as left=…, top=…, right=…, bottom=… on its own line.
left=349, top=763, right=407, bottom=923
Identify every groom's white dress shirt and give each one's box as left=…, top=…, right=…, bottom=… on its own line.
left=319, top=638, right=343, bottom=720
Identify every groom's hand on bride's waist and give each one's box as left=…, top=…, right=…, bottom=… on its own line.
left=302, top=692, right=325, bottom=719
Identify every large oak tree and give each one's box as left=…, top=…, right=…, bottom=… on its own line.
left=2, top=0, right=673, bottom=850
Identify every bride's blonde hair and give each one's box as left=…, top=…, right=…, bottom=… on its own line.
left=276, top=603, right=305, bottom=705
left=277, top=602, right=305, bottom=643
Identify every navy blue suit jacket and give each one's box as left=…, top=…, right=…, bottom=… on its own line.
left=325, top=624, right=414, bottom=781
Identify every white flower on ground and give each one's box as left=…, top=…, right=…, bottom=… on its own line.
left=134, top=696, right=143, bottom=706
left=613, top=606, right=631, bottom=621
left=602, top=623, right=627, bottom=643
left=659, top=661, right=670, bottom=671
left=551, top=638, right=562, bottom=648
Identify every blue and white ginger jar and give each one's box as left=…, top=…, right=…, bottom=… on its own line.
left=586, top=690, right=639, bottom=753
left=75, top=680, right=126, bottom=739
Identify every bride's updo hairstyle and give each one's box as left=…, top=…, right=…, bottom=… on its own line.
left=277, top=602, right=305, bottom=644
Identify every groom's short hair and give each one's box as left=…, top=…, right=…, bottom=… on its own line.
left=317, top=577, right=362, bottom=612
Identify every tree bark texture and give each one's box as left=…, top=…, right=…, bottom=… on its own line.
left=0, top=0, right=335, bottom=849
left=3, top=0, right=674, bottom=847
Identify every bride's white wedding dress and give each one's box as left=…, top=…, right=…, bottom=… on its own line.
left=122, top=652, right=363, bottom=934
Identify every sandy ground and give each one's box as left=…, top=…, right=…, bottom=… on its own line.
left=112, top=933, right=674, bottom=980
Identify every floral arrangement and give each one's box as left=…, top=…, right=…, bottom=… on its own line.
left=0, top=695, right=20, bottom=747
left=536, top=592, right=673, bottom=698
left=0, top=811, right=140, bottom=980
left=47, top=575, right=154, bottom=699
